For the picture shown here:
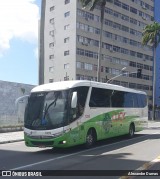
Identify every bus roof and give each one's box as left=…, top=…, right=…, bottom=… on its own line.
left=31, top=80, right=146, bottom=95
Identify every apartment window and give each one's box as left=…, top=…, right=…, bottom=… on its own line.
left=64, top=24, right=70, bottom=30
left=88, top=26, right=94, bottom=33
left=129, top=73, right=137, bottom=78
left=64, top=11, right=70, bottom=17
left=121, top=48, right=129, bottom=55
left=93, top=40, right=99, bottom=47
left=64, top=37, right=69, bottom=43
left=143, top=85, right=149, bottom=90
left=49, top=79, right=54, bottom=83
left=113, top=80, right=120, bottom=85
left=49, top=67, right=54, bottom=73
left=49, top=54, right=54, bottom=60
left=49, top=30, right=54, bottom=37
left=94, top=15, right=100, bottom=22
left=113, top=46, right=120, bottom=52
left=50, top=6, right=55, bottom=11
left=130, top=40, right=137, bottom=46
left=123, top=37, right=128, bottom=43
left=129, top=83, right=136, bottom=89
left=137, top=52, right=143, bottom=58
left=130, top=51, right=136, bottom=57
left=105, top=67, right=110, bottom=73
left=130, top=29, right=137, bottom=35
left=95, top=28, right=100, bottom=34
left=114, top=0, right=121, bottom=7
left=104, top=31, right=112, bottom=38
left=111, top=57, right=119, bottom=64
left=76, top=62, right=82, bottom=69
left=113, top=11, right=120, bottom=18
left=121, top=59, right=129, bottom=66
left=65, top=0, right=70, bottom=4
left=121, top=15, right=129, bottom=21
left=77, top=48, right=98, bottom=59
left=50, top=18, right=54, bottom=24
left=101, top=66, right=104, bottom=72
left=137, top=63, right=143, bottom=69
left=130, top=61, right=136, bottom=67
left=64, top=50, right=69, bottom=56
left=144, top=65, right=149, bottom=70
left=113, top=22, right=121, bottom=30
left=121, top=25, right=129, bottom=32
left=130, top=18, right=137, bottom=25
left=105, top=8, right=113, bottom=15
left=64, top=63, right=69, bottom=69
left=143, top=75, right=149, bottom=80
left=121, top=81, right=128, bottom=87
left=130, top=7, right=137, bottom=14
left=122, top=3, right=129, bottom=10
left=137, top=84, right=143, bottom=90
left=93, top=65, right=97, bottom=71
left=49, top=42, right=54, bottom=48
left=84, top=63, right=93, bottom=71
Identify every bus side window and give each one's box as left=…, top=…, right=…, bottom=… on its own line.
left=89, top=88, right=112, bottom=107
left=111, top=91, right=124, bottom=107
left=69, top=87, right=89, bottom=122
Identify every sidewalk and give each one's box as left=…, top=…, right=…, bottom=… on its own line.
left=0, top=131, right=24, bottom=144
left=0, top=121, right=160, bottom=144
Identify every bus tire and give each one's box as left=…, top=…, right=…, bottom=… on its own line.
left=128, top=123, right=135, bottom=138
left=85, top=128, right=96, bottom=148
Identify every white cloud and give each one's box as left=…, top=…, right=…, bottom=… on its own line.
left=0, top=0, right=39, bottom=56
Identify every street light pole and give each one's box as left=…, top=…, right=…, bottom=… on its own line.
left=152, top=47, right=156, bottom=120
left=107, top=67, right=127, bottom=83
left=97, top=5, right=105, bottom=82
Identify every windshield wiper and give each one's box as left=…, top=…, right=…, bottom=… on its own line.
left=42, top=92, right=60, bottom=121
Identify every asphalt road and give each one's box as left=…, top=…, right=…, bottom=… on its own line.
left=0, top=126, right=160, bottom=179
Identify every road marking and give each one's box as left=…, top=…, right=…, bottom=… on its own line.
left=11, top=134, right=150, bottom=170
left=119, top=155, right=160, bottom=179
left=11, top=132, right=160, bottom=171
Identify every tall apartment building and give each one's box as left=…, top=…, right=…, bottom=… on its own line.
left=39, top=0, right=154, bottom=104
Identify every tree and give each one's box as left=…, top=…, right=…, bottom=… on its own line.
left=142, top=22, right=160, bottom=120
left=80, top=0, right=107, bottom=82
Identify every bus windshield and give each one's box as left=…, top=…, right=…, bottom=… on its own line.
left=24, top=90, right=69, bottom=130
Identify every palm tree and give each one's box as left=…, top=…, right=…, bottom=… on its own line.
left=142, top=22, right=160, bottom=120
left=80, top=0, right=107, bottom=82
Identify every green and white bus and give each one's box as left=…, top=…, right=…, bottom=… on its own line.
left=24, top=80, right=148, bottom=148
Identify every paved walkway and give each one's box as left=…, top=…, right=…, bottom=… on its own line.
left=0, top=131, right=24, bottom=144
left=0, top=121, right=160, bottom=144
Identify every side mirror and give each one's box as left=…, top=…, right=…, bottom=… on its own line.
left=15, top=95, right=29, bottom=112
left=71, top=92, right=77, bottom=109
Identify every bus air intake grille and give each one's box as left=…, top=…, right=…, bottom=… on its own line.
left=31, top=141, right=54, bottom=146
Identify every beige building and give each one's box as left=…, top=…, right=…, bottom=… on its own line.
left=39, top=0, right=154, bottom=103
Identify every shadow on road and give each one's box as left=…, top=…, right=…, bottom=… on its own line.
left=0, top=132, right=160, bottom=179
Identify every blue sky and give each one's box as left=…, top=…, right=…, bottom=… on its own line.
left=0, top=0, right=41, bottom=85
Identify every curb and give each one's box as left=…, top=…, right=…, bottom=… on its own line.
left=0, top=127, right=23, bottom=133
left=0, top=139, right=24, bottom=144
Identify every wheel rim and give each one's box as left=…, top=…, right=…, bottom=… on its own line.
left=86, top=134, right=93, bottom=146
left=86, top=129, right=96, bottom=147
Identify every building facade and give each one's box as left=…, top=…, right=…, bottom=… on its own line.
left=39, top=0, right=154, bottom=104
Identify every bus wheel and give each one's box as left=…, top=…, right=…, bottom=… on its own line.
left=85, top=129, right=96, bottom=148
left=128, top=123, right=135, bottom=138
